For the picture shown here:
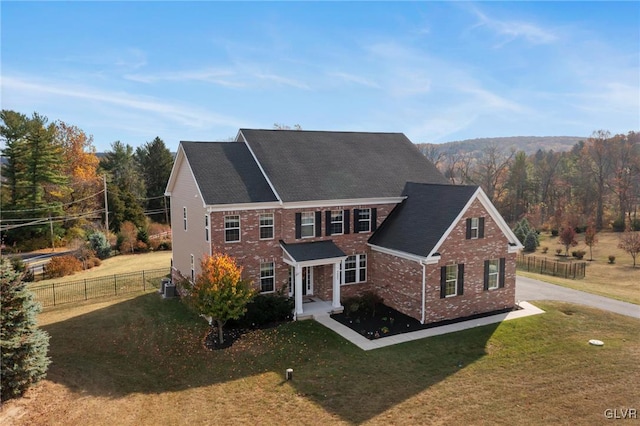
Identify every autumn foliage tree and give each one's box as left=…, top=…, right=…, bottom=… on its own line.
left=559, top=225, right=578, bottom=257
left=584, top=223, right=598, bottom=261
left=618, top=230, right=640, bottom=268
left=184, top=253, right=255, bottom=345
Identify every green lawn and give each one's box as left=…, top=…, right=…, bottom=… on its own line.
left=2, top=293, right=638, bottom=425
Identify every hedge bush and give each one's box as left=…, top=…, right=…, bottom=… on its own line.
left=45, top=255, right=82, bottom=278
left=230, top=293, right=294, bottom=328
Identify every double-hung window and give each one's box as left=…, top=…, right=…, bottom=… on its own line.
left=342, top=254, right=366, bottom=284
left=357, top=208, right=371, bottom=232
left=441, top=263, right=464, bottom=298
left=224, top=215, right=240, bottom=242
left=487, top=259, right=499, bottom=289
left=260, top=262, right=275, bottom=293
left=470, top=217, right=479, bottom=239
left=466, top=217, right=485, bottom=239
left=204, top=215, right=209, bottom=242
left=183, top=207, right=188, bottom=231
left=301, top=212, right=315, bottom=238
left=259, top=213, right=274, bottom=240
left=331, top=210, right=344, bottom=235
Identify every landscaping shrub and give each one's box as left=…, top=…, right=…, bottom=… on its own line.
left=45, top=255, right=82, bottom=278
left=555, top=248, right=563, bottom=255
left=608, top=255, right=616, bottom=264
left=342, top=291, right=384, bottom=318
left=572, top=250, right=586, bottom=260
left=541, top=246, right=549, bottom=254
left=612, top=218, right=626, bottom=232
left=631, top=219, right=640, bottom=231
left=551, top=229, right=559, bottom=237
left=230, top=293, right=294, bottom=328
left=88, top=232, right=112, bottom=260
left=523, top=231, right=538, bottom=252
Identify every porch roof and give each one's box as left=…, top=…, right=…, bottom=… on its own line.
left=280, top=240, right=346, bottom=263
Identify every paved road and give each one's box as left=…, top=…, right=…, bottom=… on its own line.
left=516, top=276, right=639, bottom=319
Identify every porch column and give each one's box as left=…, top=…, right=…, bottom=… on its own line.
left=294, top=264, right=304, bottom=317
left=332, top=261, right=341, bottom=309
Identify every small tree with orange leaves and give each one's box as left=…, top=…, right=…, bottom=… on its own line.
left=184, top=253, right=255, bottom=345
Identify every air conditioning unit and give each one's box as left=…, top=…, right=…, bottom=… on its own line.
left=163, top=283, right=176, bottom=298
left=160, top=278, right=171, bottom=294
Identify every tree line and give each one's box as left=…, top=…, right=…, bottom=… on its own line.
left=0, top=110, right=173, bottom=251
left=418, top=130, right=640, bottom=232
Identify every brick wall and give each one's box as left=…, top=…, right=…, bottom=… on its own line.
left=371, top=198, right=516, bottom=324
left=205, top=203, right=397, bottom=297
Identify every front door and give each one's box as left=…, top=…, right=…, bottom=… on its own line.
left=289, top=266, right=313, bottom=296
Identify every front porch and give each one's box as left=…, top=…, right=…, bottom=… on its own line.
left=295, top=297, right=344, bottom=320
left=280, top=240, right=347, bottom=320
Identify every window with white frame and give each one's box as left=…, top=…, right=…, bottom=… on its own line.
left=342, top=254, right=366, bottom=284
left=190, top=254, right=195, bottom=282
left=487, top=259, right=499, bottom=289
left=204, top=215, right=209, bottom=242
left=183, top=207, right=187, bottom=231
left=445, top=264, right=458, bottom=297
left=331, top=210, right=344, bottom=235
left=260, top=262, right=275, bottom=293
left=470, top=217, right=479, bottom=239
left=259, top=213, right=274, bottom=240
left=224, top=215, right=240, bottom=242
left=301, top=212, right=315, bottom=238
left=357, top=208, right=371, bottom=232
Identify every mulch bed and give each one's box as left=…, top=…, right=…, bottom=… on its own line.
left=203, top=320, right=291, bottom=350
left=331, top=304, right=519, bottom=340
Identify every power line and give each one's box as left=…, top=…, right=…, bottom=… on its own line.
left=1, top=189, right=105, bottom=213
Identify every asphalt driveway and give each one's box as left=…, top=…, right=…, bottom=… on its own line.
left=516, top=275, right=639, bottom=319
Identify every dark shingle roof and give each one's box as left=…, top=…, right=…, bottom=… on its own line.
left=240, top=129, right=448, bottom=202
left=280, top=240, right=346, bottom=262
left=181, top=141, right=278, bottom=204
left=369, top=182, right=478, bottom=257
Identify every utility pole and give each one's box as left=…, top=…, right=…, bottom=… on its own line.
left=103, top=174, right=109, bottom=231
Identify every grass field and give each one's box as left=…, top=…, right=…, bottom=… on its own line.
left=1, top=292, right=638, bottom=425
left=520, top=231, right=640, bottom=304
left=34, top=251, right=172, bottom=285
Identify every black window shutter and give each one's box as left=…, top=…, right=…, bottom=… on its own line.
left=440, top=266, right=446, bottom=299
left=371, top=208, right=377, bottom=232
left=499, top=257, right=506, bottom=288
left=479, top=217, right=485, bottom=238
left=315, top=211, right=322, bottom=237
left=325, top=211, right=332, bottom=236
left=353, top=208, right=360, bottom=233
left=457, top=264, right=464, bottom=296
left=295, top=213, right=301, bottom=239
left=344, top=210, right=350, bottom=234
left=466, top=218, right=472, bottom=239
left=483, top=260, right=490, bottom=291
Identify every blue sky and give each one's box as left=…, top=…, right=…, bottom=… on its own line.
left=2, top=2, right=638, bottom=152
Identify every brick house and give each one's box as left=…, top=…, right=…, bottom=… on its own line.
left=165, top=129, right=523, bottom=323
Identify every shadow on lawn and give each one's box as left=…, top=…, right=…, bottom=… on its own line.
left=42, top=292, right=499, bottom=424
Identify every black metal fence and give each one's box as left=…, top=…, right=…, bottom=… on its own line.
left=516, top=254, right=586, bottom=279
left=29, top=268, right=171, bottom=308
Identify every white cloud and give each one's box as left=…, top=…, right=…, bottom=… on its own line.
left=1, top=75, right=244, bottom=130
left=124, top=68, right=244, bottom=88
left=470, top=7, right=558, bottom=47
left=327, top=71, right=380, bottom=89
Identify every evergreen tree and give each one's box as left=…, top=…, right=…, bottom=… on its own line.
left=0, top=258, right=51, bottom=401
left=524, top=231, right=538, bottom=253
left=135, top=137, right=174, bottom=223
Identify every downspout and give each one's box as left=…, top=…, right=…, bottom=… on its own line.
left=420, top=260, right=426, bottom=324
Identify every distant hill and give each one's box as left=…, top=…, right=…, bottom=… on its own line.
left=420, top=136, right=586, bottom=157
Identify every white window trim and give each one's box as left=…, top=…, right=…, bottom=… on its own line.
left=357, top=208, right=371, bottom=233
left=445, top=264, right=458, bottom=297
left=183, top=207, right=188, bottom=231
left=488, top=259, right=499, bottom=290
left=331, top=210, right=344, bottom=235
left=260, top=261, right=275, bottom=293
left=470, top=217, right=479, bottom=239
left=301, top=212, right=315, bottom=239
left=341, top=254, right=367, bottom=285
left=259, top=213, right=275, bottom=240
left=224, top=215, right=241, bottom=243
left=190, top=254, right=195, bottom=283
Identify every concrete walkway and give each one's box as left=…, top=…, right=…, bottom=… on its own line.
left=314, top=301, right=544, bottom=351
left=516, top=276, right=640, bottom=319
